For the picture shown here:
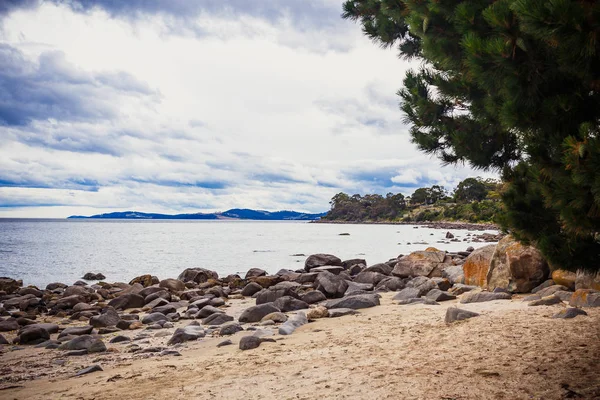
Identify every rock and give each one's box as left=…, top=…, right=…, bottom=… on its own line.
left=553, top=290, right=574, bottom=302
left=203, top=313, right=233, bottom=325
left=0, top=334, right=8, bottom=344
left=315, top=271, right=348, bottom=298
left=391, top=250, right=446, bottom=278
left=245, top=268, right=267, bottom=279
left=392, top=287, right=421, bottom=301
left=406, top=276, right=437, bottom=296
left=528, top=295, right=563, bottom=306
left=129, top=274, right=156, bottom=287
left=46, top=282, right=67, bottom=291
left=66, top=349, right=89, bottom=356
left=89, top=308, right=120, bottom=328
left=238, top=303, right=281, bottom=323
left=16, top=326, right=50, bottom=344
left=324, top=294, right=380, bottom=310
left=239, top=335, right=276, bottom=350
left=363, top=263, right=393, bottom=275
left=304, top=254, right=343, bottom=272
left=445, top=307, right=480, bottom=323
left=58, top=325, right=93, bottom=338
left=178, top=268, right=218, bottom=284
left=462, top=244, right=496, bottom=287
left=536, top=285, right=570, bottom=297
left=152, top=305, right=178, bottom=315
left=82, top=272, right=106, bottom=281
left=260, top=312, right=288, bottom=323
left=396, top=298, right=439, bottom=305
left=217, top=339, right=233, bottom=347
left=449, top=284, right=478, bottom=295
left=342, top=258, right=367, bottom=269
left=219, top=322, right=243, bottom=336
left=18, top=287, right=43, bottom=297
left=306, top=306, right=329, bottom=319
left=431, top=277, right=452, bottom=291
left=425, top=289, right=456, bottom=302
left=278, top=312, right=308, bottom=335
left=486, top=235, right=549, bottom=293
left=142, top=312, right=168, bottom=325
left=59, top=335, right=96, bottom=351
left=250, top=275, right=282, bottom=289
left=167, top=325, right=205, bottom=345
left=273, top=296, right=309, bottom=312
left=552, top=308, right=588, bottom=319
left=375, top=277, right=406, bottom=292
left=109, top=335, right=131, bottom=343
left=241, top=282, right=263, bottom=297
left=531, top=279, right=557, bottom=293
left=0, top=277, right=22, bottom=294
left=255, top=288, right=298, bottom=305
left=0, top=318, right=20, bottom=332
left=327, top=308, right=358, bottom=318
left=74, top=364, right=103, bottom=376
left=300, top=290, right=327, bottom=304
left=354, top=271, right=387, bottom=286
left=159, top=279, right=186, bottom=293
left=108, top=293, right=145, bottom=310
left=575, top=270, right=600, bottom=290
left=195, top=305, right=223, bottom=319
left=88, top=339, right=107, bottom=353
left=310, top=266, right=345, bottom=275
left=460, top=291, right=512, bottom=304
left=345, top=281, right=374, bottom=296
left=144, top=297, right=170, bottom=310
left=445, top=231, right=454, bottom=239
left=548, top=270, right=575, bottom=290
left=569, top=289, right=600, bottom=307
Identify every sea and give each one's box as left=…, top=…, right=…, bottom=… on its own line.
left=0, top=219, right=499, bottom=288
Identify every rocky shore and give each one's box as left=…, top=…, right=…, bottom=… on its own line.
left=1, top=235, right=599, bottom=399
left=313, top=219, right=499, bottom=231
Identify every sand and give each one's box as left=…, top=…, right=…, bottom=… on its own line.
left=1, top=293, right=599, bottom=400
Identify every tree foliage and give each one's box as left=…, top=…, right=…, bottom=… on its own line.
left=342, top=0, right=600, bottom=271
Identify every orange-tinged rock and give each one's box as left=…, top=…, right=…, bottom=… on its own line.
left=425, top=247, right=441, bottom=252
left=569, top=289, right=600, bottom=307
left=551, top=270, right=576, bottom=290
left=575, top=271, right=600, bottom=291
left=462, top=244, right=495, bottom=287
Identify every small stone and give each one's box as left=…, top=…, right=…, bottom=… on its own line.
left=219, top=322, right=243, bottom=336
left=238, top=336, right=276, bottom=351
left=445, top=307, right=480, bottom=323
left=217, top=339, right=233, bottom=347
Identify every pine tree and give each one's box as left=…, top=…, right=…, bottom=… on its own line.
left=343, top=0, right=600, bottom=272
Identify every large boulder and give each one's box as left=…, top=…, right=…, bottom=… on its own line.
left=353, top=271, right=387, bottom=286
left=16, top=326, right=50, bottom=344
left=238, top=303, right=281, bottom=323
left=245, top=268, right=267, bottom=279
left=314, top=271, right=348, bottom=298
left=272, top=296, right=309, bottom=312
left=159, top=279, right=186, bottom=293
left=129, top=274, right=157, bottom=287
left=460, top=291, right=512, bottom=304
left=177, top=268, right=218, bottom=284
left=569, top=289, right=600, bottom=307
left=300, top=290, right=327, bottom=304
left=391, top=250, right=446, bottom=278
left=324, top=294, right=380, bottom=310
left=486, top=236, right=549, bottom=293
left=304, top=254, right=342, bottom=272
left=255, top=287, right=299, bottom=305
left=241, top=282, right=263, bottom=297
left=89, top=308, right=120, bottom=328
left=406, top=276, right=437, bottom=297
left=550, top=270, right=576, bottom=290
left=363, top=263, right=393, bottom=275
left=108, top=293, right=145, bottom=310
left=462, top=244, right=496, bottom=287
left=0, top=277, right=22, bottom=294
left=441, top=264, right=464, bottom=285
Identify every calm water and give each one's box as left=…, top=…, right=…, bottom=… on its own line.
left=0, top=219, right=498, bottom=288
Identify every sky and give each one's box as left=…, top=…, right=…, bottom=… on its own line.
left=0, top=0, right=495, bottom=218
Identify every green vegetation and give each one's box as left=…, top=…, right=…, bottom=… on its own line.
left=323, top=177, right=502, bottom=223
left=342, top=1, right=600, bottom=271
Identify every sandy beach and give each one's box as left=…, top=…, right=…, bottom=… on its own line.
left=2, top=292, right=599, bottom=400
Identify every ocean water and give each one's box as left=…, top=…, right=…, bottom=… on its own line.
left=0, top=219, right=498, bottom=288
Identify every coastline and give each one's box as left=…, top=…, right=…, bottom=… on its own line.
left=312, top=219, right=499, bottom=231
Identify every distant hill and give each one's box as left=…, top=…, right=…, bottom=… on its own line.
left=67, top=209, right=327, bottom=221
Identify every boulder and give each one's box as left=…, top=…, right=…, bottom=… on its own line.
left=300, top=290, right=327, bottom=304
left=129, top=274, right=157, bottom=287
left=177, top=268, right=218, bottom=284
left=273, top=296, right=309, bottom=312
left=375, top=277, right=406, bottom=292
left=425, top=289, right=456, bottom=302
left=396, top=298, right=439, bottom=305
left=328, top=308, right=359, bottom=318
left=16, top=326, right=50, bottom=344
left=260, top=312, right=288, bottom=323
left=549, top=270, right=576, bottom=290
left=441, top=264, right=465, bottom=285
left=58, top=325, right=93, bottom=338
left=304, top=254, right=342, bottom=272
left=195, top=305, right=223, bottom=319
left=353, top=271, right=387, bottom=286
left=486, top=235, right=549, bottom=293
left=249, top=275, right=282, bottom=288
left=462, top=244, right=496, bottom=287
left=432, top=277, right=452, bottom=291
left=552, top=308, right=588, bottom=319
left=324, top=294, right=380, bottom=310
left=445, top=307, right=480, bottom=323
left=89, top=308, right=120, bottom=328
left=46, top=282, right=67, bottom=291
left=58, top=335, right=96, bottom=351
left=310, top=266, right=345, bottom=275
left=531, top=280, right=556, bottom=294
left=167, top=325, right=205, bottom=345
left=315, top=271, right=348, bottom=298
left=391, top=250, right=446, bottom=278
left=460, top=291, right=512, bottom=304
left=306, top=306, right=329, bottom=319
left=0, top=277, right=22, bottom=294
left=219, top=321, right=244, bottom=335
left=82, top=272, right=105, bottom=281
left=255, top=287, right=298, bottom=305
left=406, top=276, right=437, bottom=297
left=528, top=295, right=562, bottom=306
left=342, top=258, right=366, bottom=270
left=238, top=303, right=281, bottom=323
left=159, top=279, right=186, bottom=293
left=344, top=281, right=374, bottom=296
left=18, top=287, right=43, bottom=297
left=202, top=313, right=234, bottom=325
left=575, top=270, right=600, bottom=291
left=295, top=273, right=319, bottom=284
left=108, top=293, right=145, bottom=310
left=0, top=318, right=19, bottom=332
left=0, top=334, right=8, bottom=344
left=245, top=268, right=267, bottom=279
left=278, top=312, right=308, bottom=335
left=241, top=282, right=263, bottom=297
left=363, top=263, right=393, bottom=275
left=392, top=287, right=421, bottom=301
left=536, top=285, right=570, bottom=298
left=142, top=312, right=168, bottom=325
left=239, top=336, right=275, bottom=351
left=569, top=289, right=600, bottom=307
left=152, top=305, right=178, bottom=315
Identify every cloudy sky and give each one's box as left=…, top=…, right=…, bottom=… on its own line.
left=0, top=0, right=494, bottom=218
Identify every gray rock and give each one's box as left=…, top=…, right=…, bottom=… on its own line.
left=109, top=335, right=131, bottom=343
left=354, top=271, right=387, bottom=286
left=152, top=304, right=178, bottom=315
left=552, top=308, right=588, bottom=319
left=300, top=290, right=327, bottom=304
left=108, top=293, right=145, bottom=310
left=58, top=325, right=93, bottom=338
left=0, top=334, right=8, bottom=344
left=375, top=277, right=406, bottom=291
left=272, top=296, right=309, bottom=312
left=324, top=294, right=380, bottom=310
left=305, top=253, right=343, bottom=272
left=159, top=350, right=181, bottom=356
left=460, top=291, right=512, bottom=304
left=202, top=313, right=234, bottom=325
left=309, top=266, right=345, bottom=275
left=531, top=279, right=556, bottom=294
left=255, top=287, right=299, bottom=305
left=449, top=284, right=478, bottom=295
left=260, top=312, right=288, bottom=323
left=327, top=308, right=359, bottom=318
left=238, top=303, right=280, bottom=323
left=89, top=308, right=120, bottom=328
left=217, top=339, right=233, bottom=347
left=88, top=339, right=107, bottom=353
left=554, top=290, right=574, bottom=302
left=195, top=305, right=223, bottom=319
left=142, top=312, right=168, bottom=325
left=392, top=287, right=421, bottom=301
left=431, top=277, right=452, bottom=292
left=177, top=267, right=218, bottom=284
left=363, top=263, right=393, bottom=275
left=315, top=271, right=348, bottom=298
left=406, top=276, right=437, bottom=296
left=425, top=289, right=456, bottom=302
left=344, top=281, right=374, bottom=296
left=245, top=268, right=267, bottom=279
left=528, top=295, right=562, bottom=306
left=219, top=321, right=243, bottom=336
left=441, top=264, right=465, bottom=285
left=536, top=285, right=570, bottom=298
left=159, top=278, right=186, bottom=292
left=74, top=364, right=103, bottom=376
left=59, top=335, right=96, bottom=351
left=0, top=318, right=19, bottom=332
left=445, top=307, right=480, bottom=323
left=396, top=298, right=439, bottom=305
left=82, top=272, right=106, bottom=281
left=16, top=326, right=50, bottom=344
left=278, top=312, right=308, bottom=335
left=23, top=323, right=59, bottom=335
left=241, top=282, right=263, bottom=297
left=167, top=325, right=205, bottom=345
left=239, top=335, right=276, bottom=350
